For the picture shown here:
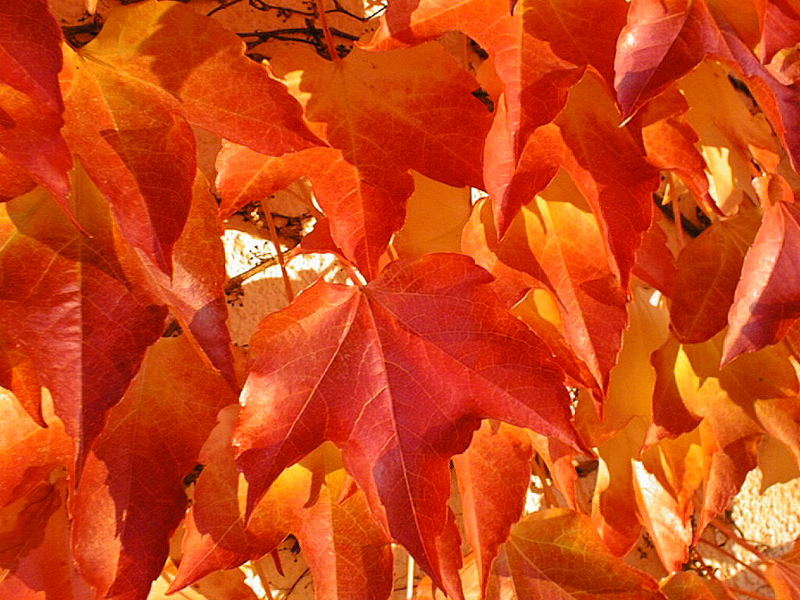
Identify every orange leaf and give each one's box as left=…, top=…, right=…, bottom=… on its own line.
left=502, top=508, right=667, bottom=599
left=80, top=0, right=321, bottom=155
left=454, top=421, right=532, bottom=595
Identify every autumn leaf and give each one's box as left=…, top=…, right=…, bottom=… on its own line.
left=723, top=198, right=800, bottom=363
left=500, top=508, right=667, bottom=599
left=0, top=0, right=72, bottom=206
left=0, top=167, right=166, bottom=471
left=61, top=46, right=195, bottom=274
left=79, top=0, right=321, bottom=155
left=69, top=335, right=237, bottom=599
left=216, top=142, right=412, bottom=280
left=116, top=172, right=236, bottom=384
left=234, top=253, right=580, bottom=597
left=453, top=421, right=532, bottom=595
left=285, top=42, right=492, bottom=190
left=670, top=208, right=761, bottom=344
left=175, top=406, right=394, bottom=600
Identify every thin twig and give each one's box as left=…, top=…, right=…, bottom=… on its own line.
left=712, top=519, right=770, bottom=562
left=698, top=538, right=769, bottom=584
left=225, top=254, right=280, bottom=295
left=724, top=584, right=776, bottom=600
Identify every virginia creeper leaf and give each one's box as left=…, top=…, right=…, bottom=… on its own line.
left=631, top=460, right=692, bottom=572
left=0, top=0, right=71, bottom=205
left=70, top=335, right=237, bottom=599
left=670, top=208, right=761, bottom=344
left=234, top=253, right=580, bottom=597
left=0, top=479, right=93, bottom=600
left=216, top=142, right=412, bottom=280
left=453, top=421, right=532, bottom=596
left=79, top=0, right=321, bottom=155
left=0, top=168, right=166, bottom=471
left=62, top=47, right=196, bottom=274
left=661, top=571, right=737, bottom=599
left=293, top=42, right=492, bottom=189
left=175, top=406, right=394, bottom=600
left=502, top=508, right=667, bottom=599
left=116, top=172, right=236, bottom=384
left=723, top=199, right=800, bottom=363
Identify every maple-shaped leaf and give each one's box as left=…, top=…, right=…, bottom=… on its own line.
left=69, top=335, right=237, bottom=599
left=78, top=0, right=321, bottom=155
left=61, top=47, right=195, bottom=274
left=174, top=405, right=393, bottom=600
left=723, top=197, right=800, bottom=363
left=453, top=421, right=532, bottom=596
left=285, top=42, right=492, bottom=189
left=0, top=167, right=167, bottom=471
left=0, top=0, right=72, bottom=206
left=117, top=172, right=235, bottom=384
left=234, top=253, right=580, bottom=597
left=216, top=142, right=412, bottom=280
left=500, top=508, right=667, bottom=599
left=670, top=208, right=761, bottom=344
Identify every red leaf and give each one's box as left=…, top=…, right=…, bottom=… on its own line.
left=81, top=1, right=321, bottom=155
left=117, top=172, right=236, bottom=385
left=234, top=254, right=579, bottom=597
left=61, top=48, right=195, bottom=274
left=521, top=0, right=628, bottom=85
left=723, top=200, right=800, bottom=363
left=216, top=143, right=412, bottom=280
left=0, top=480, right=93, bottom=600
left=0, top=0, right=72, bottom=205
left=453, top=422, right=532, bottom=595
left=70, top=335, right=237, bottom=599
left=175, top=406, right=394, bottom=600
left=296, top=42, right=492, bottom=189
left=0, top=169, right=167, bottom=471
left=614, top=0, right=725, bottom=118
left=763, top=0, right=800, bottom=62
left=671, top=209, right=761, bottom=344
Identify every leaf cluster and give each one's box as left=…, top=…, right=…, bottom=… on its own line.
left=4, top=0, right=800, bottom=599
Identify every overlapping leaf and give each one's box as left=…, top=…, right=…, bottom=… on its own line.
left=234, top=253, right=579, bottom=597
left=174, top=406, right=393, bottom=600
left=0, top=0, right=72, bottom=205
left=216, top=142, right=411, bottom=280
left=69, top=335, right=237, bottom=599
left=0, top=168, right=166, bottom=470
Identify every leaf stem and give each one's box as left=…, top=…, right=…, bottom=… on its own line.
left=314, top=0, right=341, bottom=62
left=263, top=199, right=295, bottom=303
